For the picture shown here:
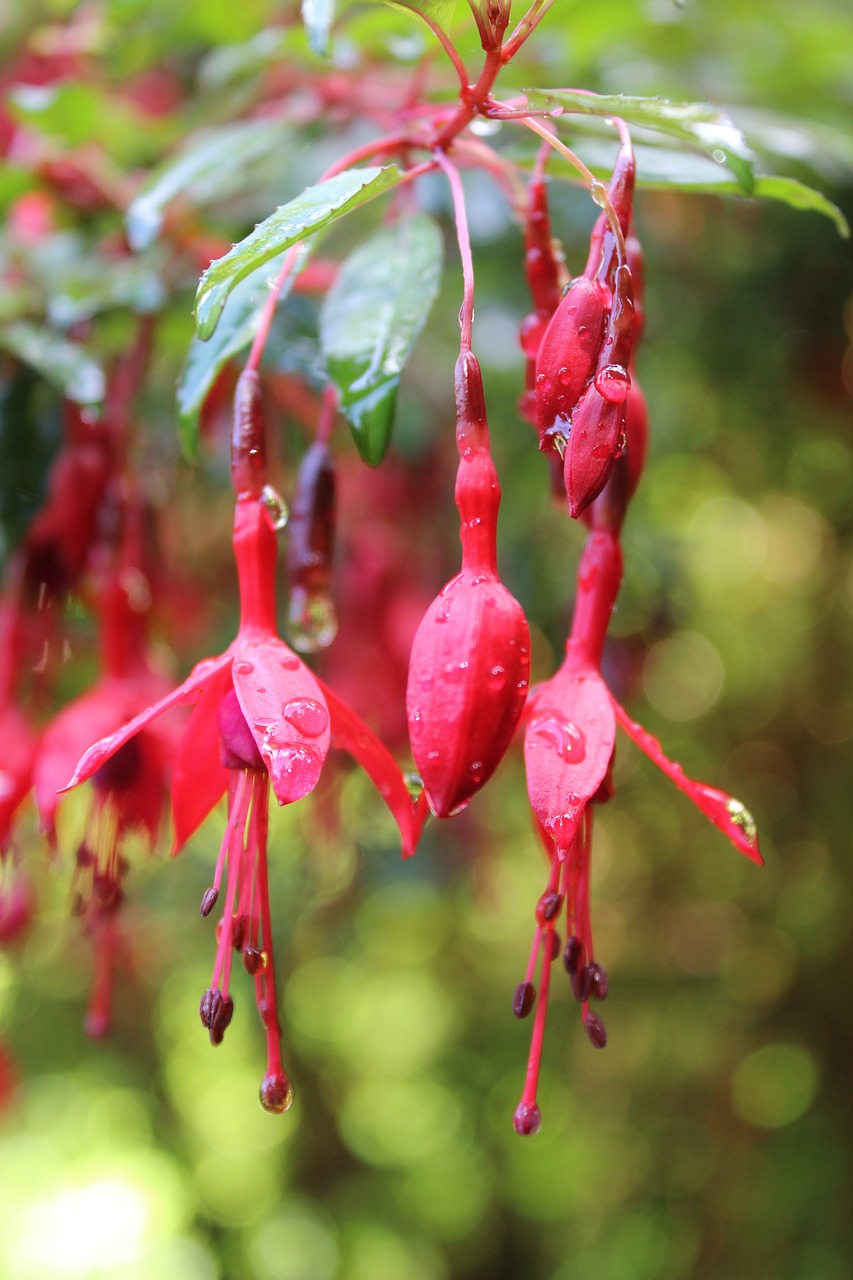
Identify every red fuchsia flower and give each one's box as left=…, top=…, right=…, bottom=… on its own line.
left=534, top=126, right=638, bottom=518
left=0, top=602, right=39, bottom=854
left=33, top=505, right=180, bottom=1037
left=406, top=350, right=530, bottom=817
left=63, top=370, right=426, bottom=1110
left=513, top=471, right=762, bottom=1136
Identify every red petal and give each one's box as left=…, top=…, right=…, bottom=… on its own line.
left=170, top=662, right=231, bottom=855
left=231, top=637, right=330, bottom=806
left=60, top=653, right=231, bottom=793
left=565, top=386, right=625, bottom=519
left=0, top=705, right=38, bottom=848
left=524, top=659, right=616, bottom=851
left=611, top=698, right=763, bottom=865
left=319, top=676, right=428, bottom=858
left=534, top=277, right=608, bottom=443
left=406, top=572, right=530, bottom=818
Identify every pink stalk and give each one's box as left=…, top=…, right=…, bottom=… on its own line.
left=434, top=149, right=475, bottom=352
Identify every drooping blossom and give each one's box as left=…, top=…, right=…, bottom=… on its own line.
left=513, top=171, right=761, bottom=1133
left=64, top=371, right=427, bottom=1108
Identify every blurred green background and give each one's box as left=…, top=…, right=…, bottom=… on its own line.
left=0, top=1, right=851, bottom=1277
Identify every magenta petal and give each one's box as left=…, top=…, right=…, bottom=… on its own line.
left=170, top=662, right=232, bottom=855
left=524, top=660, right=616, bottom=850
left=611, top=698, right=763, bottom=864
left=231, top=636, right=330, bottom=806
left=61, top=652, right=232, bottom=793
left=319, top=675, right=428, bottom=859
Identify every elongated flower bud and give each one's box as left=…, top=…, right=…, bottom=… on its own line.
left=534, top=276, right=608, bottom=450
left=406, top=353, right=530, bottom=817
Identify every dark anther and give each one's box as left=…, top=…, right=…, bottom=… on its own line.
left=200, top=887, right=219, bottom=917
left=513, top=981, right=535, bottom=1019
left=199, top=987, right=218, bottom=1028
left=588, top=961, right=609, bottom=1000
left=207, top=993, right=234, bottom=1046
left=76, top=843, right=95, bottom=868
left=242, top=946, right=264, bottom=975
left=545, top=930, right=561, bottom=963
left=536, top=891, right=563, bottom=925
left=584, top=1012, right=607, bottom=1049
left=563, top=935, right=582, bottom=974
left=571, top=964, right=593, bottom=1002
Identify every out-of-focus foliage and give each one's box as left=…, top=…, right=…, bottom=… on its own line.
left=0, top=1, right=851, bottom=1278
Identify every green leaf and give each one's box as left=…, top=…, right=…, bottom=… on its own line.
left=302, top=0, right=336, bottom=55
left=126, top=117, right=293, bottom=251
left=752, top=176, right=849, bottom=237
left=193, top=165, right=401, bottom=340
left=320, top=213, right=444, bottom=465
left=526, top=88, right=757, bottom=194
left=176, top=247, right=309, bottom=458
left=0, top=322, right=105, bottom=406
left=558, top=139, right=848, bottom=235
left=385, top=0, right=458, bottom=29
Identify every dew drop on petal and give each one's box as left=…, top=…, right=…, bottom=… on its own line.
left=531, top=713, right=587, bottom=763
left=233, top=660, right=254, bottom=676
left=404, top=772, right=424, bottom=801
left=725, top=797, right=759, bottom=846
left=281, top=697, right=329, bottom=738
left=265, top=742, right=323, bottom=804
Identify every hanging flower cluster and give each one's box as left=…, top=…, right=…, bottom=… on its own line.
left=0, top=0, right=778, bottom=1130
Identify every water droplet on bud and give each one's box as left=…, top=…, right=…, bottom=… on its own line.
left=287, top=590, right=338, bottom=652
left=404, top=771, right=424, bottom=801
left=594, top=363, right=631, bottom=404
left=725, top=798, right=758, bottom=845
left=281, top=697, right=329, bottom=737
left=590, top=180, right=608, bottom=209
left=260, top=484, right=289, bottom=530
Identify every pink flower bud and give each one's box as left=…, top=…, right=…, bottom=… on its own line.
left=534, top=276, right=608, bottom=448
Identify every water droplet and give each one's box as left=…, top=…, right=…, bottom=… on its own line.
left=233, top=660, right=254, bottom=675
left=488, top=665, right=506, bottom=687
left=443, top=661, right=469, bottom=682
left=558, top=366, right=572, bottom=386
left=259, top=1071, right=293, bottom=1114
left=287, top=590, right=338, bottom=653
left=281, top=654, right=300, bottom=670
left=594, top=363, right=631, bottom=404
left=469, top=760, right=484, bottom=776
left=420, top=675, right=433, bottom=691
left=590, top=179, right=608, bottom=209
left=264, top=742, right=322, bottom=803
left=427, top=750, right=440, bottom=761
left=435, top=606, right=451, bottom=624
left=281, top=697, right=329, bottom=738
left=591, top=442, right=612, bottom=461
left=404, top=771, right=424, bottom=801
left=260, top=484, right=288, bottom=530
left=530, top=713, right=587, bottom=763
left=726, top=798, right=759, bottom=845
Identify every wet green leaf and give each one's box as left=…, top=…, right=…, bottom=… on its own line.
left=542, top=137, right=848, bottom=235
left=0, top=322, right=105, bottom=406
left=526, top=88, right=757, bottom=193
left=177, top=247, right=309, bottom=458
left=194, top=165, right=401, bottom=340
left=126, top=117, right=293, bottom=251
left=320, top=213, right=443, bottom=465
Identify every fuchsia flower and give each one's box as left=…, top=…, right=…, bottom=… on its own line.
left=513, top=504, right=761, bottom=1137
left=407, top=351, right=530, bottom=817
left=64, top=372, right=426, bottom=1109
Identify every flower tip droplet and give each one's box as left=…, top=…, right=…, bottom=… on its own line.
left=513, top=1101, right=542, bottom=1136
left=259, top=1070, right=293, bottom=1114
